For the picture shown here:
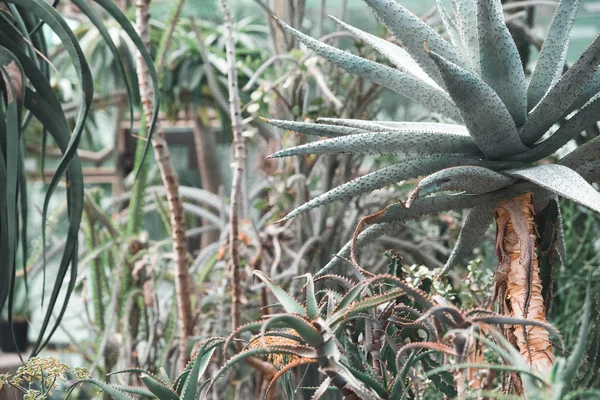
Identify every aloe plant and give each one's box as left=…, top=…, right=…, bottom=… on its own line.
left=0, top=0, right=157, bottom=356
left=266, top=0, right=600, bottom=377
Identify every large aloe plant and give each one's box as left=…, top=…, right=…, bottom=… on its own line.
left=266, top=0, right=600, bottom=376
left=0, top=0, right=157, bottom=355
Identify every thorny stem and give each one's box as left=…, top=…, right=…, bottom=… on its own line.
left=135, top=0, right=193, bottom=371
left=221, top=0, right=246, bottom=333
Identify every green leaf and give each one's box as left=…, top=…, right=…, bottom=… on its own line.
left=567, top=68, right=600, bottom=114
left=439, top=203, right=495, bottom=275
left=253, top=270, right=307, bottom=316
left=181, top=339, right=222, bottom=400
left=273, top=16, right=462, bottom=121
left=455, top=0, right=480, bottom=74
left=316, top=118, right=469, bottom=135
left=329, top=288, right=405, bottom=327
left=363, top=0, right=472, bottom=85
left=266, top=119, right=367, bottom=137
left=270, top=131, right=480, bottom=158
left=281, top=156, right=521, bottom=221
left=562, top=283, right=592, bottom=387
left=261, top=314, right=323, bottom=347
left=520, top=33, right=600, bottom=145
left=507, top=164, right=600, bottom=213
left=560, top=135, right=600, bottom=170
left=329, top=16, right=440, bottom=88
left=527, top=0, right=581, bottom=109
left=70, top=379, right=136, bottom=400
left=413, top=166, right=516, bottom=198
left=477, top=0, right=527, bottom=126
left=436, top=0, right=468, bottom=60
left=427, top=48, right=528, bottom=159
left=301, top=274, right=319, bottom=319
left=140, top=375, right=179, bottom=400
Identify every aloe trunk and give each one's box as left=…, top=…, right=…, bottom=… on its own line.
left=135, top=0, right=193, bottom=370
left=495, top=193, right=555, bottom=373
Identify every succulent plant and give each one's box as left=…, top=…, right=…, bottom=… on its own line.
left=266, top=0, right=600, bottom=379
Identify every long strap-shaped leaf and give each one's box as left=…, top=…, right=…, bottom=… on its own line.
left=566, top=68, right=600, bottom=114
left=527, top=0, right=581, bottom=110
left=477, top=0, right=527, bottom=126
left=507, top=164, right=600, bottom=213
left=520, top=33, right=600, bottom=145
left=253, top=270, right=307, bottom=316
left=273, top=16, right=462, bottom=121
left=427, top=48, right=528, bottom=159
left=317, top=118, right=469, bottom=135
left=266, top=119, right=368, bottom=137
left=436, top=0, right=469, bottom=62
left=455, top=0, right=480, bottom=74
left=363, top=0, right=472, bottom=85
left=270, top=131, right=481, bottom=158
left=281, top=156, right=521, bottom=221
left=414, top=166, right=516, bottom=198
left=329, top=16, right=440, bottom=89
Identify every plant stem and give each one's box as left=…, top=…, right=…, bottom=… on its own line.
left=221, top=0, right=246, bottom=332
left=135, top=0, right=193, bottom=371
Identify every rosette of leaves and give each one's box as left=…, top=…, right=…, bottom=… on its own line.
left=0, top=0, right=158, bottom=355
left=265, top=0, right=600, bottom=377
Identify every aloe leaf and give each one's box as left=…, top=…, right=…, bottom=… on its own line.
left=527, top=0, right=581, bottom=109
left=329, top=16, right=440, bottom=88
left=261, top=314, right=322, bottom=347
left=271, top=131, right=480, bottom=158
left=332, top=282, right=366, bottom=315
left=111, top=385, right=156, bottom=397
left=363, top=0, right=472, bottom=85
left=427, top=48, right=528, bottom=159
left=455, top=0, right=480, bottom=74
left=508, top=91, right=600, bottom=162
left=70, top=379, right=136, bottom=400
left=140, top=375, right=179, bottom=400
left=567, top=68, right=600, bottom=114
left=266, top=119, right=368, bottom=137
left=562, top=283, right=591, bottom=387
left=577, top=160, right=600, bottom=184
left=273, top=16, right=462, bottom=121
left=329, top=288, right=405, bottom=327
left=555, top=203, right=567, bottom=266
left=311, top=378, right=331, bottom=400
left=301, top=274, right=319, bottom=320
left=110, top=368, right=172, bottom=389
left=560, top=135, right=600, bottom=169
left=316, top=118, right=469, bottom=135
left=477, top=0, right=527, bottom=125
left=181, top=342, right=220, bottom=400
left=436, top=0, right=468, bottom=59
left=414, top=166, right=517, bottom=198
left=282, top=156, right=521, bottom=221
left=508, top=164, right=600, bottom=213
left=24, top=89, right=84, bottom=355
left=253, top=271, right=307, bottom=316
left=440, top=203, right=495, bottom=275
left=341, top=362, right=388, bottom=398
left=520, top=33, right=600, bottom=145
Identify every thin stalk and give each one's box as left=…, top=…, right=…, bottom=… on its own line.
left=135, top=0, right=193, bottom=371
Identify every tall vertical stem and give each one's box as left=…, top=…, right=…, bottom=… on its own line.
left=135, top=0, right=193, bottom=370
left=495, top=193, right=555, bottom=374
left=221, top=0, right=246, bottom=332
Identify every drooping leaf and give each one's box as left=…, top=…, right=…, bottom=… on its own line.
left=507, top=164, right=600, bottom=213
left=520, top=33, right=600, bottom=145
left=477, top=0, right=527, bottom=125
left=363, top=0, right=472, bottom=85
left=439, top=203, right=495, bottom=275
left=253, top=271, right=307, bottom=316
left=270, top=130, right=480, bottom=158
left=527, top=0, right=581, bottom=109
left=273, top=16, right=462, bottom=121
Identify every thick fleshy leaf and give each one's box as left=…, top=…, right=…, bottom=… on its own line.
left=317, top=118, right=469, bottom=135
left=266, top=119, right=367, bottom=137
left=567, top=68, right=600, bottom=114
left=301, top=274, right=319, bottom=319
left=253, top=271, right=307, bottom=316
left=577, top=160, right=600, bottom=184
left=273, top=17, right=462, bottom=120
left=508, top=91, right=600, bottom=162
left=427, top=49, right=528, bottom=159
left=507, top=164, right=600, bottom=213
left=140, top=375, right=178, bottom=400
left=436, top=0, right=468, bottom=59
left=329, top=288, right=405, bottom=326
left=330, top=16, right=439, bottom=88
left=455, top=0, right=480, bottom=74
left=527, top=0, right=581, bottom=109
left=477, top=0, right=527, bottom=126
left=363, top=0, right=472, bottom=85
left=70, top=379, right=136, bottom=400
left=270, top=131, right=480, bottom=158
left=413, top=166, right=517, bottom=198
left=560, top=135, right=600, bottom=169
left=520, top=33, right=600, bottom=145
left=181, top=340, right=221, bottom=400
left=440, top=203, right=495, bottom=275
left=281, top=156, right=522, bottom=221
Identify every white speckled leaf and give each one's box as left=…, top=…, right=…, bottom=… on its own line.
left=436, top=0, right=468, bottom=60
left=508, top=92, right=600, bottom=162
left=566, top=68, right=600, bottom=115
left=527, top=0, right=581, bottom=110
left=507, top=164, right=600, bottom=213
left=427, top=49, right=528, bottom=159
left=560, top=135, right=600, bottom=169
left=330, top=16, right=440, bottom=89
left=363, top=0, right=472, bottom=86
left=520, top=33, right=600, bottom=145
left=316, top=118, right=469, bottom=135
left=282, top=156, right=519, bottom=221
left=274, top=17, right=462, bottom=121
left=440, top=203, right=495, bottom=275
left=416, top=166, right=516, bottom=197
left=455, top=0, right=480, bottom=74
left=477, top=0, right=527, bottom=126
left=266, top=119, right=367, bottom=137
left=270, top=130, right=481, bottom=158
